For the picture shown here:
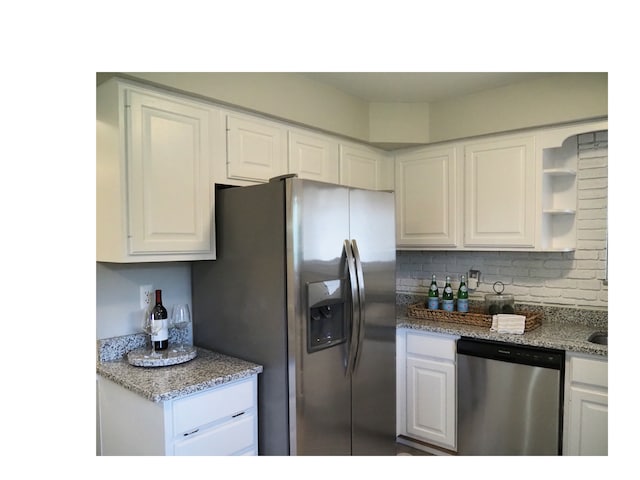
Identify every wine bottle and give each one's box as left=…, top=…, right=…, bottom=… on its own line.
left=457, top=274, right=469, bottom=312
left=442, top=276, right=454, bottom=312
left=151, top=289, right=168, bottom=351
left=427, top=274, right=439, bottom=310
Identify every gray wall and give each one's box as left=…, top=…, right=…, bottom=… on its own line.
left=115, top=72, right=371, bottom=142
left=96, top=262, right=192, bottom=339
left=429, top=73, right=607, bottom=143
left=108, top=72, right=607, bottom=148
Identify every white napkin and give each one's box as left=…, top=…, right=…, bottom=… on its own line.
left=490, top=314, right=526, bottom=334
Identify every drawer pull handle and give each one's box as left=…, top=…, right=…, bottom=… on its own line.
left=183, top=428, right=199, bottom=436
left=232, top=411, right=245, bottom=418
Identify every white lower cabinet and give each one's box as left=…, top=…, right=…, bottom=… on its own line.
left=563, top=353, right=608, bottom=455
left=397, top=329, right=458, bottom=452
left=97, top=375, right=258, bottom=456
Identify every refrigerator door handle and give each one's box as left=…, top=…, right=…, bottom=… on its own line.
left=351, top=239, right=366, bottom=373
left=344, top=239, right=360, bottom=376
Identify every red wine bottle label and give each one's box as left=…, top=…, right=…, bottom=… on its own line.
left=151, top=319, right=168, bottom=342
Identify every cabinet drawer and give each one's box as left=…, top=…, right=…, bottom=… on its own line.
left=406, top=331, right=456, bottom=361
left=174, top=413, right=256, bottom=455
left=570, top=356, right=608, bottom=388
left=173, top=377, right=255, bottom=434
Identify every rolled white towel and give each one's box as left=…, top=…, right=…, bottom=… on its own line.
left=490, top=314, right=526, bottom=334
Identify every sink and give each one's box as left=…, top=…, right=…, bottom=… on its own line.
left=588, top=332, right=608, bottom=345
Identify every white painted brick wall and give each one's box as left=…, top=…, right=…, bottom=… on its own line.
left=396, top=131, right=608, bottom=310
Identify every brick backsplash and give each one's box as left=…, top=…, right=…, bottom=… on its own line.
left=396, top=131, right=608, bottom=310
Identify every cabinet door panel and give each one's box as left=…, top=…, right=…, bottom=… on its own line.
left=173, top=378, right=254, bottom=435
left=174, top=413, right=255, bottom=455
left=464, top=136, right=535, bottom=247
left=289, top=131, right=339, bottom=183
left=396, top=147, right=457, bottom=247
left=406, top=331, right=456, bottom=361
left=227, top=115, right=286, bottom=182
left=340, top=144, right=383, bottom=190
left=128, top=90, right=213, bottom=255
left=406, top=356, right=456, bottom=449
left=570, top=356, right=608, bottom=387
left=566, top=387, right=608, bottom=455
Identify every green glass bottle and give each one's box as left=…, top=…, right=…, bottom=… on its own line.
left=457, top=274, right=469, bottom=312
left=427, top=274, right=439, bottom=310
left=442, top=276, right=454, bottom=312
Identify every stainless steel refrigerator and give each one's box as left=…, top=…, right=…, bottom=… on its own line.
left=191, top=176, right=396, bottom=455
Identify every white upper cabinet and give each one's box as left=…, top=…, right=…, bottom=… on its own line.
left=98, top=79, right=607, bottom=256
left=463, top=134, right=536, bottom=248
left=395, top=145, right=458, bottom=247
left=97, top=80, right=398, bottom=264
left=288, top=129, right=339, bottom=183
left=97, top=80, right=221, bottom=262
left=395, top=119, right=607, bottom=251
left=226, top=113, right=287, bottom=183
left=339, top=143, right=394, bottom=191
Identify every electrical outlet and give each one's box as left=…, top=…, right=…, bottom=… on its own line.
left=468, top=270, right=481, bottom=289
left=139, top=285, right=154, bottom=310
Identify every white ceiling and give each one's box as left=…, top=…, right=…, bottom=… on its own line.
left=299, top=72, right=554, bottom=103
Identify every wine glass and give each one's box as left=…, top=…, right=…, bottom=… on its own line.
left=170, top=304, right=191, bottom=352
left=142, top=309, right=161, bottom=357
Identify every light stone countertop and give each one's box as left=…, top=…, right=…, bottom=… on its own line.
left=96, top=333, right=263, bottom=403
left=396, top=295, right=607, bottom=357
left=398, top=314, right=607, bottom=356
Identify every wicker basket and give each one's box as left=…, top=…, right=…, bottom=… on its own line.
left=406, top=302, right=542, bottom=332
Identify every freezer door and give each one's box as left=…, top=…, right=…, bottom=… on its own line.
left=288, top=179, right=352, bottom=455
left=349, top=188, right=397, bottom=455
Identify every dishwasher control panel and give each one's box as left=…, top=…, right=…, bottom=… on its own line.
left=457, top=337, right=564, bottom=370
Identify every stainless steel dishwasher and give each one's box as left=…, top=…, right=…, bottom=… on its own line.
left=457, top=337, right=565, bottom=455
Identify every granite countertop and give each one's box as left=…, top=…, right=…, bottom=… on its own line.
left=97, top=296, right=605, bottom=406
left=97, top=333, right=263, bottom=403
left=396, top=300, right=607, bottom=357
